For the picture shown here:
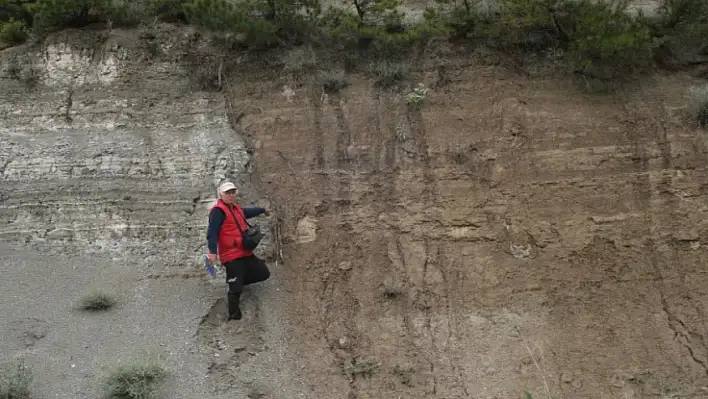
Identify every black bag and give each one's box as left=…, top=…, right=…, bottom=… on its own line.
left=227, top=206, right=264, bottom=250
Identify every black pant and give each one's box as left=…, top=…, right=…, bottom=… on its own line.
left=224, top=255, right=271, bottom=318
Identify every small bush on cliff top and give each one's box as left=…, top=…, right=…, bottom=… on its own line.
left=319, top=69, right=348, bottom=93
left=26, top=0, right=113, bottom=32
left=370, top=60, right=408, bottom=88
left=0, top=18, right=28, bottom=44
left=184, top=0, right=322, bottom=48
left=425, top=0, right=657, bottom=77
left=144, top=0, right=186, bottom=22
left=565, top=0, right=656, bottom=77
left=648, top=0, right=708, bottom=66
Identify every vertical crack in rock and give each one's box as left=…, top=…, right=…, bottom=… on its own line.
left=0, top=156, right=11, bottom=177
left=421, top=240, right=438, bottom=396
left=64, top=86, right=74, bottom=123
left=655, top=114, right=708, bottom=375
left=310, top=85, right=326, bottom=169
left=439, top=250, right=469, bottom=397
left=319, top=259, right=357, bottom=396
left=659, top=290, right=708, bottom=375
left=631, top=105, right=708, bottom=376
left=395, top=235, right=423, bottom=386
left=188, top=194, right=202, bottom=216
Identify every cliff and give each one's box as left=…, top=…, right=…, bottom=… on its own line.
left=2, top=18, right=708, bottom=399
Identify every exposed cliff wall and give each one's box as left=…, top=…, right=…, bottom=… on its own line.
left=2, top=14, right=708, bottom=399
left=0, top=25, right=304, bottom=399
left=229, top=57, right=708, bottom=398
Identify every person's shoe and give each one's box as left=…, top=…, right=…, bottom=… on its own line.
left=228, top=308, right=242, bottom=321
left=227, top=293, right=242, bottom=321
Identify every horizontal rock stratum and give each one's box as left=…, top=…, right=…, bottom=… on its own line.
left=0, top=26, right=300, bottom=399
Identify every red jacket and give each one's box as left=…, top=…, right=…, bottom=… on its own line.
left=212, top=200, right=253, bottom=263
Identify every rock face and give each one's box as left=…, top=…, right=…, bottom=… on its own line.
left=0, top=34, right=248, bottom=264
left=233, top=62, right=708, bottom=398
left=0, top=27, right=298, bottom=399
left=1, top=13, right=707, bottom=399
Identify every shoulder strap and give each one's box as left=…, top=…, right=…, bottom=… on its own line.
left=225, top=204, right=251, bottom=234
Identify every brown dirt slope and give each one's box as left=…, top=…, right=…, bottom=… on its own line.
left=230, top=64, right=708, bottom=398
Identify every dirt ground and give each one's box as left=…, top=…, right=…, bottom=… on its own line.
left=2, top=20, right=708, bottom=399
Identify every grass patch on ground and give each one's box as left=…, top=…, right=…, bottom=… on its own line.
left=0, top=361, right=32, bottom=399
left=103, top=360, right=166, bottom=399
left=77, top=291, right=117, bottom=311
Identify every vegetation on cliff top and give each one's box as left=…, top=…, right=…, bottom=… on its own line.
left=0, top=0, right=707, bottom=80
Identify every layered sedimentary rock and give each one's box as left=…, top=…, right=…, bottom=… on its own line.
left=0, top=32, right=250, bottom=266
left=0, top=27, right=293, bottom=399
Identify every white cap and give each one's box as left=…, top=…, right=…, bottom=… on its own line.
left=218, top=181, right=237, bottom=193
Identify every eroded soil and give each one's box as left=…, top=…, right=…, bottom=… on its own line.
left=231, top=65, right=708, bottom=398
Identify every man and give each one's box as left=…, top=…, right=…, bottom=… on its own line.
left=207, top=181, right=271, bottom=321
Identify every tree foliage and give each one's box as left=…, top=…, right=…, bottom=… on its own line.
left=0, top=0, right=706, bottom=81
left=567, top=0, right=655, bottom=75
left=0, top=0, right=34, bottom=24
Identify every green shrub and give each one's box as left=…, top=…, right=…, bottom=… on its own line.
left=422, top=0, right=494, bottom=39
left=0, top=361, right=32, bottom=399
left=184, top=0, right=319, bottom=47
left=283, top=46, right=318, bottom=73
left=319, top=69, right=348, bottom=92
left=145, top=0, right=188, bottom=22
left=426, top=0, right=661, bottom=77
left=0, top=0, right=703, bottom=83
left=369, top=60, right=408, bottom=88
left=316, top=0, right=447, bottom=57
left=0, top=0, right=35, bottom=26
left=493, top=0, right=558, bottom=47
left=688, top=85, right=708, bottom=128
left=103, top=361, right=165, bottom=399
left=104, top=0, right=148, bottom=26
left=648, top=0, right=708, bottom=65
left=565, top=0, right=657, bottom=77
left=0, top=18, right=28, bottom=44
left=406, top=83, right=429, bottom=109
left=78, top=291, right=117, bottom=311
left=351, top=0, right=404, bottom=27
left=28, top=0, right=112, bottom=32
left=184, top=0, right=280, bottom=47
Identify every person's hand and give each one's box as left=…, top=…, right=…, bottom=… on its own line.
left=207, top=253, right=217, bottom=264
left=263, top=209, right=270, bottom=216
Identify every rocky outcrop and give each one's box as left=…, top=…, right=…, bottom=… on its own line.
left=0, top=30, right=247, bottom=263
left=2, top=9, right=708, bottom=398
left=0, top=26, right=299, bottom=399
